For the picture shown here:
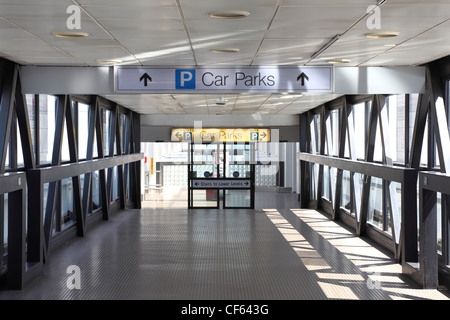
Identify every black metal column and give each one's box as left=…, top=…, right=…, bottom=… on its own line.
left=7, top=187, right=25, bottom=289
left=419, top=182, right=438, bottom=288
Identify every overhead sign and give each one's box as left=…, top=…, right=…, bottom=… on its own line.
left=171, top=128, right=270, bottom=142
left=115, top=66, right=333, bottom=93
left=192, top=179, right=251, bottom=189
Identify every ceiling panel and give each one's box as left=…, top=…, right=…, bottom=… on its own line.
left=0, top=4, right=72, bottom=18
left=0, top=0, right=447, bottom=116
left=0, top=0, right=69, bottom=4
left=81, top=5, right=181, bottom=20
left=77, top=0, right=175, bottom=5
left=281, top=0, right=374, bottom=6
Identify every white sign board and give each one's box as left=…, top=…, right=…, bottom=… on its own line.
left=115, top=66, right=333, bottom=93
left=192, top=179, right=251, bottom=189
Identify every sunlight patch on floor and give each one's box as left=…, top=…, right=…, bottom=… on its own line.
left=289, top=209, right=450, bottom=300
left=264, top=210, right=360, bottom=299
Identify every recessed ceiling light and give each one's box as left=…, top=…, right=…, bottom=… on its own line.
left=53, top=32, right=89, bottom=38
left=365, top=32, right=399, bottom=38
left=211, top=48, right=240, bottom=54
left=96, top=59, right=122, bottom=65
left=208, top=11, right=250, bottom=19
left=216, top=96, right=227, bottom=105
left=327, top=59, right=351, bottom=64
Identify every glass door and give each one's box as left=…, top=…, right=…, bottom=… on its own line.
left=188, top=142, right=255, bottom=209
left=188, top=143, right=221, bottom=208
left=223, top=143, right=255, bottom=209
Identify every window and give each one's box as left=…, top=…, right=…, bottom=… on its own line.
left=17, top=122, right=23, bottom=168
left=421, top=117, right=429, bottom=168
left=120, top=113, right=129, bottom=154
left=373, top=118, right=383, bottom=162
left=349, top=101, right=370, bottom=161
left=26, top=94, right=36, bottom=162
left=322, top=165, right=330, bottom=200
left=310, top=113, right=321, bottom=154
left=61, top=108, right=71, bottom=162
left=408, top=94, right=419, bottom=154
left=340, top=170, right=352, bottom=212
left=39, top=95, right=57, bottom=165
left=310, top=163, right=319, bottom=201
left=408, top=94, right=428, bottom=168
left=386, top=95, right=406, bottom=164
left=61, top=178, right=76, bottom=231
left=112, top=166, right=119, bottom=201
left=368, top=177, right=384, bottom=230
left=78, top=102, right=90, bottom=160
left=92, top=170, right=101, bottom=211
left=325, top=109, right=339, bottom=156
left=437, top=192, right=442, bottom=255
left=102, top=109, right=111, bottom=156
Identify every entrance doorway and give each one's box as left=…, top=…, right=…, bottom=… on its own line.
left=141, top=141, right=299, bottom=209
left=142, top=142, right=189, bottom=208
left=188, top=142, right=255, bottom=209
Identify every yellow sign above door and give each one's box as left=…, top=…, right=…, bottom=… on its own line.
left=171, top=128, right=270, bottom=142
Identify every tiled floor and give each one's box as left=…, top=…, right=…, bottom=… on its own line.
left=0, top=189, right=449, bottom=300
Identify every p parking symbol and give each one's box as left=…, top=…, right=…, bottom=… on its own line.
left=250, top=132, right=259, bottom=141
left=176, top=69, right=196, bottom=89
left=183, top=132, right=192, bottom=141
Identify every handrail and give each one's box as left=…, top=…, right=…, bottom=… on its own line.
left=297, top=151, right=420, bottom=284
left=297, top=152, right=416, bottom=183
left=27, top=153, right=143, bottom=183
left=418, top=170, right=450, bottom=194
left=0, top=172, right=26, bottom=194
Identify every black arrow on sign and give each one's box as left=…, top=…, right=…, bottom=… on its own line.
left=260, top=132, right=267, bottom=138
left=175, top=132, right=182, bottom=138
left=195, top=182, right=199, bottom=186
left=140, top=73, right=152, bottom=87
left=297, top=72, right=309, bottom=86
left=245, top=181, right=249, bottom=186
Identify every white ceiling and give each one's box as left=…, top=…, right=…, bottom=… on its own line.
left=1, top=0, right=449, bottom=116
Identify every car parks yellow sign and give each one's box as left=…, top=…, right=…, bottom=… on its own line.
left=171, top=128, right=270, bottom=142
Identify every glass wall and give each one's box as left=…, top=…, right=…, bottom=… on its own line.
left=0, top=58, right=141, bottom=288
left=61, top=178, right=76, bottom=231
left=39, top=95, right=56, bottom=165
left=322, top=165, right=330, bottom=201
left=367, top=177, right=384, bottom=230
left=325, top=109, right=339, bottom=157
left=303, top=94, right=433, bottom=255
left=351, top=101, right=370, bottom=161
left=103, top=108, right=111, bottom=157
left=340, top=170, right=352, bottom=213
left=3, top=94, right=136, bottom=239
left=310, top=113, right=321, bottom=154
left=92, top=170, right=101, bottom=211
left=78, top=102, right=90, bottom=160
